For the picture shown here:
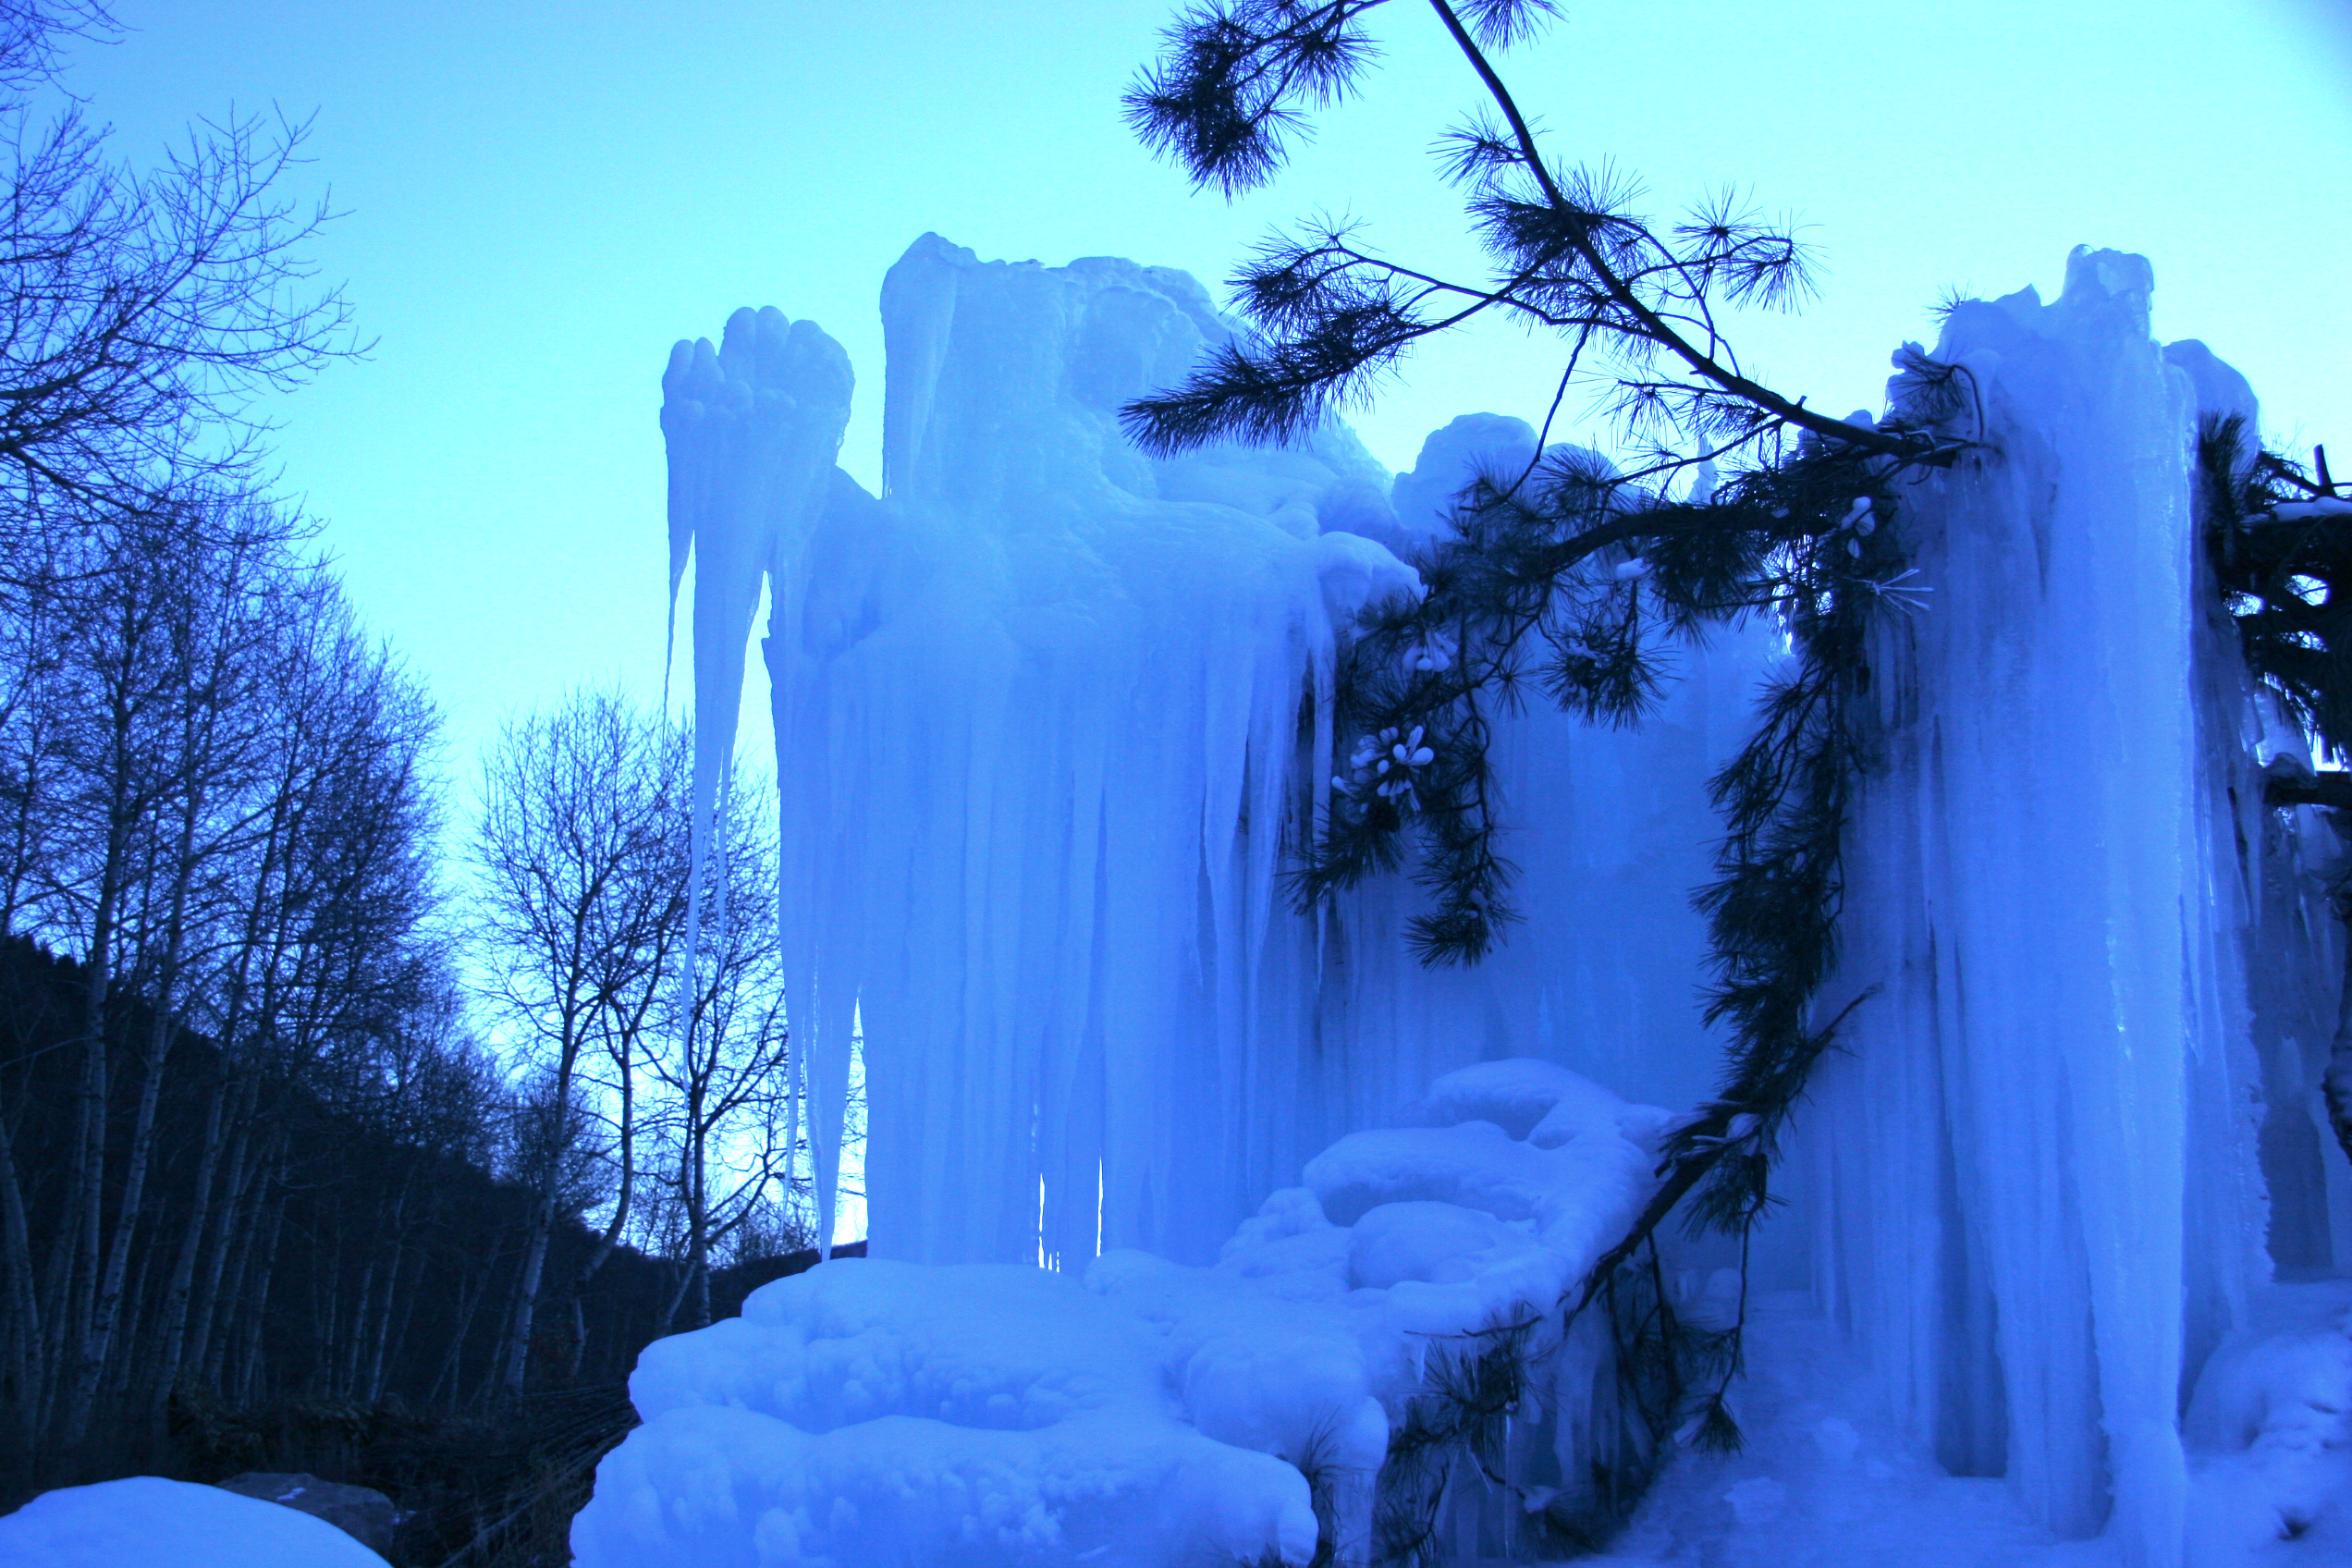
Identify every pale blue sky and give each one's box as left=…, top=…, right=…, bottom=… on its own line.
left=56, top=0, right=2352, bottom=790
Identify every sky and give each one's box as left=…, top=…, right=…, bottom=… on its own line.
left=56, top=0, right=2352, bottom=815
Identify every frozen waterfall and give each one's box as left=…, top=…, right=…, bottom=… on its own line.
left=582, top=239, right=2350, bottom=1567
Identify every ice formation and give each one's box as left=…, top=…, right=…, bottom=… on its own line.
left=0, top=1476, right=393, bottom=1567
left=595, top=237, right=2352, bottom=1567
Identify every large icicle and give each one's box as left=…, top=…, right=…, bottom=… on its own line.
left=661, top=306, right=856, bottom=1243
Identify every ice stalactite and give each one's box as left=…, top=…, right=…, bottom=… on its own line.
left=660, top=305, right=856, bottom=1246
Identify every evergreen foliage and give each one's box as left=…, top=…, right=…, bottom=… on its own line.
left=1122, top=2, right=1947, bottom=472
left=2200, top=422, right=2352, bottom=767
left=1296, top=435, right=1935, bottom=965
left=2198, top=421, right=2352, bottom=1175
left=1370, top=1317, right=1539, bottom=1565
left=1302, top=430, right=1930, bottom=1554
left=1567, top=1239, right=1735, bottom=1540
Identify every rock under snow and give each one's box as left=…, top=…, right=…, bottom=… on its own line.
left=2184, top=1281, right=2352, bottom=1562
left=214, top=1474, right=398, bottom=1554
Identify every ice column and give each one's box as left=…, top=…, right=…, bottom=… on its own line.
left=661, top=305, right=856, bottom=1243
left=747, top=235, right=1427, bottom=1265
left=1798, top=249, right=2282, bottom=1567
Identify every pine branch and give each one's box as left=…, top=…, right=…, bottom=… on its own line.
left=1126, top=3, right=1972, bottom=1545
left=1127, top=1, right=1972, bottom=484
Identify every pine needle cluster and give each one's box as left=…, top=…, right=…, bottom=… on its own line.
left=1370, top=1318, right=1540, bottom=1566
left=1348, top=1239, right=1745, bottom=1562
left=1294, top=436, right=1924, bottom=965
left=1560, top=1239, right=1739, bottom=1545
left=1122, top=2, right=1953, bottom=473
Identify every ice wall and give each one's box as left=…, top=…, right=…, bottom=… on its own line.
left=1795, top=248, right=2331, bottom=1568
left=664, top=234, right=1763, bottom=1266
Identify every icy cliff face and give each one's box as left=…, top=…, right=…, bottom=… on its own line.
left=1794, top=248, right=2331, bottom=1567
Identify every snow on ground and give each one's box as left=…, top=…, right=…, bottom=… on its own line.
left=2184, top=1281, right=2352, bottom=1565
left=0, top=1475, right=392, bottom=1568
left=1576, top=1295, right=2110, bottom=1568
left=576, top=1054, right=2352, bottom=1567
left=1576, top=1282, right=2352, bottom=1568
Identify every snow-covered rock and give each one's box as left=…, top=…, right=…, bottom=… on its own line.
left=0, top=1476, right=392, bottom=1568
left=214, top=1474, right=398, bottom=1554
left=2185, top=1282, right=2352, bottom=1563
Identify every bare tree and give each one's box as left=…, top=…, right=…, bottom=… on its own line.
left=0, top=479, right=447, bottom=1449
left=136, top=550, right=433, bottom=1411
left=471, top=691, right=685, bottom=1395
left=647, top=773, right=795, bottom=1333
left=557, top=722, right=695, bottom=1375
left=27, top=498, right=305, bottom=1442
left=0, top=3, right=360, bottom=580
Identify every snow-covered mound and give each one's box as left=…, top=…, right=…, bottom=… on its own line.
left=571, top=1059, right=1668, bottom=1567
left=0, top=1476, right=392, bottom=1568
left=2184, top=1282, right=2352, bottom=1563
left=582, top=1261, right=1329, bottom=1568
